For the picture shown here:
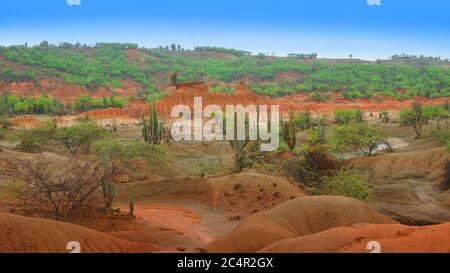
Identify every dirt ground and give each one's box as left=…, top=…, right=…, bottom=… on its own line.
left=0, top=110, right=448, bottom=253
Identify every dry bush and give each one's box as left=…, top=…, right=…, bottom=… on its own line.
left=14, top=155, right=105, bottom=220
left=283, top=145, right=338, bottom=188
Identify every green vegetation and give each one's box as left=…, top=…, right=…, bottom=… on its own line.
left=334, top=109, right=357, bottom=125
left=1, top=68, right=37, bottom=83
left=282, top=109, right=297, bottom=151
left=310, top=91, right=331, bottom=102
left=141, top=102, right=164, bottom=145
left=287, top=53, right=317, bottom=59
left=283, top=145, right=338, bottom=188
left=282, top=145, right=370, bottom=200
left=15, top=120, right=107, bottom=154
left=295, top=111, right=312, bottom=130
left=0, top=42, right=155, bottom=88
left=193, top=46, right=250, bottom=57
left=71, top=95, right=128, bottom=112
left=330, top=123, right=386, bottom=156
left=93, top=138, right=164, bottom=210
left=2, top=42, right=449, bottom=99
left=210, top=85, right=235, bottom=94
left=16, top=121, right=57, bottom=152
left=322, top=168, right=371, bottom=200
left=380, top=110, right=390, bottom=123
left=54, top=121, right=107, bottom=154
left=0, top=92, right=128, bottom=117
left=308, top=115, right=327, bottom=145
left=0, top=92, right=63, bottom=116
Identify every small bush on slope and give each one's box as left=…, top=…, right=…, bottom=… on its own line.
left=321, top=168, right=371, bottom=200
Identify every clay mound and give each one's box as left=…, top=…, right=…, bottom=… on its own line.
left=206, top=196, right=396, bottom=252
left=350, top=147, right=450, bottom=225
left=0, top=212, right=157, bottom=253
left=259, top=222, right=450, bottom=253
left=350, top=147, right=447, bottom=181
left=173, top=172, right=306, bottom=217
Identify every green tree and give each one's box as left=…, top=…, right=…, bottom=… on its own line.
left=54, top=121, right=107, bottom=154
left=330, top=123, right=386, bottom=156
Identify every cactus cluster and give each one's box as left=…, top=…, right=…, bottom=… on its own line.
left=141, top=102, right=164, bottom=145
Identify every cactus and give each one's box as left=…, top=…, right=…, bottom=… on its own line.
left=317, top=115, right=327, bottom=144
left=355, top=107, right=363, bottom=123
left=110, top=118, right=118, bottom=134
left=282, top=108, right=297, bottom=151
left=380, top=110, right=389, bottom=123
left=102, top=179, right=116, bottom=210
left=141, top=102, right=164, bottom=145
left=228, top=113, right=249, bottom=172
left=412, top=101, right=423, bottom=137
left=129, top=183, right=135, bottom=216
left=229, top=138, right=249, bottom=173
left=101, top=153, right=116, bottom=210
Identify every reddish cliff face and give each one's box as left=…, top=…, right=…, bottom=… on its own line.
left=0, top=79, right=141, bottom=104
left=155, top=81, right=274, bottom=117
left=91, top=82, right=447, bottom=120
left=3, top=79, right=447, bottom=121
left=275, top=92, right=449, bottom=114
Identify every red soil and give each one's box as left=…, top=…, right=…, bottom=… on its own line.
left=206, top=196, right=396, bottom=253
left=259, top=222, right=450, bottom=253
left=0, top=79, right=141, bottom=104
left=275, top=92, right=448, bottom=113
left=82, top=82, right=449, bottom=120
left=0, top=212, right=156, bottom=253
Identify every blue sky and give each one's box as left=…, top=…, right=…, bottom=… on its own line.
left=0, top=0, right=449, bottom=60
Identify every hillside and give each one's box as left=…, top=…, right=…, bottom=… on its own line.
left=1, top=43, right=449, bottom=105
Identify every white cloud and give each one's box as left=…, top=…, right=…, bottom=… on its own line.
left=367, top=0, right=381, bottom=6
left=67, top=0, right=81, bottom=6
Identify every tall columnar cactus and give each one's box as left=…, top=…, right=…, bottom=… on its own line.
left=282, top=108, right=297, bottom=151
left=229, top=138, right=249, bottom=173
left=101, top=153, right=116, bottom=210
left=412, top=101, right=423, bottom=137
left=129, top=183, right=135, bottom=216
left=355, top=107, right=363, bottom=123
left=141, top=102, right=164, bottom=145
left=228, top=113, right=249, bottom=173
left=313, top=115, right=327, bottom=145
left=102, top=179, right=116, bottom=210
left=380, top=110, right=389, bottom=123
left=110, top=118, right=118, bottom=134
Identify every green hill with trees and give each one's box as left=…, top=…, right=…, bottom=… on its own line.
left=1, top=42, right=449, bottom=101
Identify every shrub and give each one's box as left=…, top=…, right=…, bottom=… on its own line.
left=322, top=168, right=371, bottom=200
left=431, top=128, right=450, bottom=149
left=310, top=91, right=331, bottom=102
left=92, top=138, right=164, bottom=209
left=54, top=121, right=107, bottom=154
left=399, top=102, right=424, bottom=137
left=334, top=109, right=356, bottom=125
left=283, top=145, right=338, bottom=188
left=295, top=112, right=312, bottom=130
left=330, top=123, right=386, bottom=156
left=16, top=156, right=105, bottom=220
left=17, top=121, right=57, bottom=152
left=380, top=110, right=389, bottom=123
